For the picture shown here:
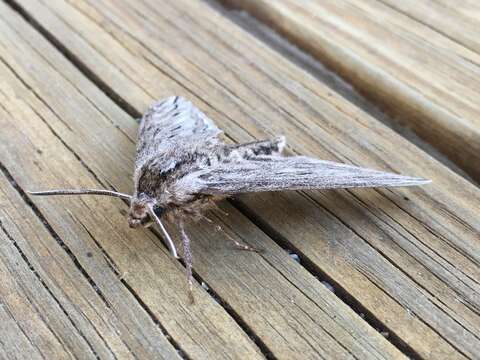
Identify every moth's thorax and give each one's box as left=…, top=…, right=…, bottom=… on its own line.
left=134, top=148, right=216, bottom=202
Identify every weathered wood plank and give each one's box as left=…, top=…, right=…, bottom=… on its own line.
left=380, top=0, right=480, bottom=54
left=0, top=169, right=181, bottom=359
left=222, top=0, right=480, bottom=182
left=0, top=193, right=89, bottom=360
left=0, top=2, right=406, bottom=359
left=9, top=0, right=480, bottom=358
left=0, top=304, right=44, bottom=360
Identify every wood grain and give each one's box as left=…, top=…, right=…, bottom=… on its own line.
left=0, top=174, right=118, bottom=360
left=7, top=0, right=480, bottom=358
left=222, top=0, right=480, bottom=183
left=380, top=0, right=480, bottom=54
left=3, top=1, right=477, bottom=359
left=0, top=1, right=407, bottom=359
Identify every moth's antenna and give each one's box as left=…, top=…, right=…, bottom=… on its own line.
left=28, top=189, right=132, bottom=201
left=147, top=204, right=179, bottom=259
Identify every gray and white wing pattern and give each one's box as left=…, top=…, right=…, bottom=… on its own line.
left=196, top=156, right=430, bottom=195
left=134, top=96, right=223, bottom=194
left=136, top=96, right=222, bottom=166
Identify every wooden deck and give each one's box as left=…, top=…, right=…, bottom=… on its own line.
left=0, top=1, right=478, bottom=359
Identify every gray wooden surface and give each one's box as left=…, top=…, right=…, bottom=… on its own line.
left=0, top=0, right=478, bottom=359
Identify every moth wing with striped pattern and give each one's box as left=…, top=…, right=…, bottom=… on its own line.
left=135, top=96, right=429, bottom=198
left=135, top=96, right=222, bottom=169
left=192, top=156, right=430, bottom=195
left=133, top=96, right=223, bottom=197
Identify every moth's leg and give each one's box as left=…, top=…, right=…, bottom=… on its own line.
left=230, top=136, right=286, bottom=157
left=228, top=237, right=263, bottom=253
left=178, top=219, right=195, bottom=304
left=202, top=216, right=263, bottom=253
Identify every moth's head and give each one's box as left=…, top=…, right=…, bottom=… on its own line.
left=127, top=195, right=167, bottom=228
left=127, top=199, right=151, bottom=228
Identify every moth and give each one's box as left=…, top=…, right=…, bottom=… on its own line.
left=30, top=96, right=430, bottom=298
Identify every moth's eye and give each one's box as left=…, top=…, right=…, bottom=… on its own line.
left=153, top=205, right=165, bottom=217
left=140, top=215, right=152, bottom=225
